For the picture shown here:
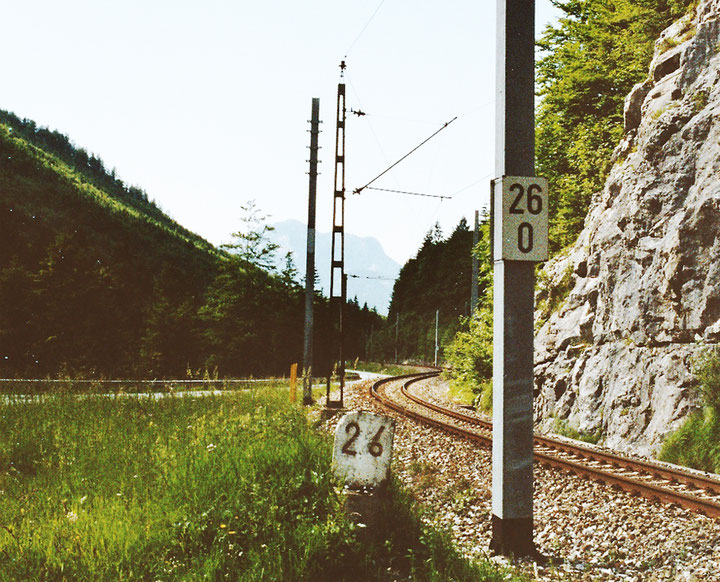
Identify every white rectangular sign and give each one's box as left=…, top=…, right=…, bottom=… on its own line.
left=493, top=176, right=549, bottom=262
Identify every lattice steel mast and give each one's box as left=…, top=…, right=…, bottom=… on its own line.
left=326, top=61, right=347, bottom=409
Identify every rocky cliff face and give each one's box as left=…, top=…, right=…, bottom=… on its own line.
left=534, top=0, right=720, bottom=457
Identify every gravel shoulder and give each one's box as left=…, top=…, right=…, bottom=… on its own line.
left=320, top=374, right=720, bottom=582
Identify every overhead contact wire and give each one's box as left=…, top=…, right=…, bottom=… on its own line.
left=348, top=274, right=395, bottom=280
left=346, top=73, right=395, bottom=185
left=344, top=0, right=387, bottom=58
left=365, top=187, right=450, bottom=200
left=353, top=116, right=458, bottom=195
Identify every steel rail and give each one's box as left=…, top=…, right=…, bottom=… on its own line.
left=398, top=373, right=720, bottom=496
left=371, top=372, right=720, bottom=519
left=402, top=378, right=720, bottom=495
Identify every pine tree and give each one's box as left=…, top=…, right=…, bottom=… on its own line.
left=221, top=200, right=279, bottom=271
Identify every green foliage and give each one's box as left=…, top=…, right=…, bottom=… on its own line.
left=552, top=417, right=603, bottom=445
left=447, top=378, right=479, bottom=407
left=659, top=408, right=720, bottom=473
left=368, top=215, right=491, bottom=366
left=535, top=257, right=575, bottom=330
left=444, top=305, right=494, bottom=409
left=0, top=122, right=217, bottom=377
left=696, top=347, right=720, bottom=412
left=692, top=87, right=710, bottom=114
left=437, top=216, right=494, bottom=403
left=387, top=220, right=476, bottom=362
left=0, top=391, right=523, bottom=581
left=0, top=110, right=216, bottom=255
left=475, top=379, right=493, bottom=413
left=221, top=200, right=279, bottom=271
left=537, top=0, right=694, bottom=252
left=659, top=347, right=720, bottom=472
left=199, top=255, right=303, bottom=376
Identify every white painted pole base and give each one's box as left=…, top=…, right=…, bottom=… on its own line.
left=490, top=260, right=536, bottom=556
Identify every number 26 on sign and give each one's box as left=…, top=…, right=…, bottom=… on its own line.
left=332, top=411, right=396, bottom=489
left=493, top=176, right=549, bottom=262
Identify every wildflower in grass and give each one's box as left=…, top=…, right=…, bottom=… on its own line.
left=66, top=511, right=78, bottom=523
left=206, top=443, right=217, bottom=452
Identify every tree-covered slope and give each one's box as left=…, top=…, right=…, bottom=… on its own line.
left=0, top=114, right=381, bottom=379
left=0, top=110, right=216, bottom=255
left=367, top=219, right=481, bottom=363
left=0, top=119, right=219, bottom=377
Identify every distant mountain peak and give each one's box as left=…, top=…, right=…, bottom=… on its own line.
left=268, top=220, right=399, bottom=315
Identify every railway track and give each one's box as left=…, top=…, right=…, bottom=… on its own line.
left=371, top=371, right=720, bottom=519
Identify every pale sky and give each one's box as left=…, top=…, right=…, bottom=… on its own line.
left=2, top=0, right=561, bottom=266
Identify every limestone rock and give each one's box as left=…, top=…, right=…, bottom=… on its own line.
left=535, top=0, right=720, bottom=456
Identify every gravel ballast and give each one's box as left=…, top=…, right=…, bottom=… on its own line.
left=322, top=374, right=720, bottom=581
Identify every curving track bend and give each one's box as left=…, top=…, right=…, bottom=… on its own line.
left=371, top=371, right=720, bottom=520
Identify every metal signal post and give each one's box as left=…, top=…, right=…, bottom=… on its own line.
left=490, top=0, right=546, bottom=558
left=327, top=62, right=347, bottom=409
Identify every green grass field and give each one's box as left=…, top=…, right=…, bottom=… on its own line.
left=0, top=378, right=287, bottom=396
left=0, top=389, right=526, bottom=581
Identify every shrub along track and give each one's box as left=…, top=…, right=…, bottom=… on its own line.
left=371, top=372, right=720, bottom=520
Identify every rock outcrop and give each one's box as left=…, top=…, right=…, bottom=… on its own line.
left=534, top=0, right=720, bottom=457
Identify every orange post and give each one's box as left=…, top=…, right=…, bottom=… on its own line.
left=290, top=363, right=298, bottom=403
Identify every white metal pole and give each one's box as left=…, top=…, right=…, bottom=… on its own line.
left=490, top=0, right=538, bottom=557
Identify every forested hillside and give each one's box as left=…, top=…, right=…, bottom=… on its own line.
left=367, top=219, right=481, bottom=363
left=0, top=110, right=214, bottom=254
left=0, top=112, right=381, bottom=379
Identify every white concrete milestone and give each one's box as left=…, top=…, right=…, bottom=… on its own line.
left=333, top=411, right=396, bottom=489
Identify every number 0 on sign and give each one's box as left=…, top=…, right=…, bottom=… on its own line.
left=493, top=177, right=549, bottom=262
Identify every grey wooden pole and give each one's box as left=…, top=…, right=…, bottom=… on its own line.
left=471, top=209, right=480, bottom=313
left=303, top=98, right=320, bottom=405
left=394, top=313, right=399, bottom=363
left=434, top=309, right=439, bottom=366
left=490, top=0, right=538, bottom=557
